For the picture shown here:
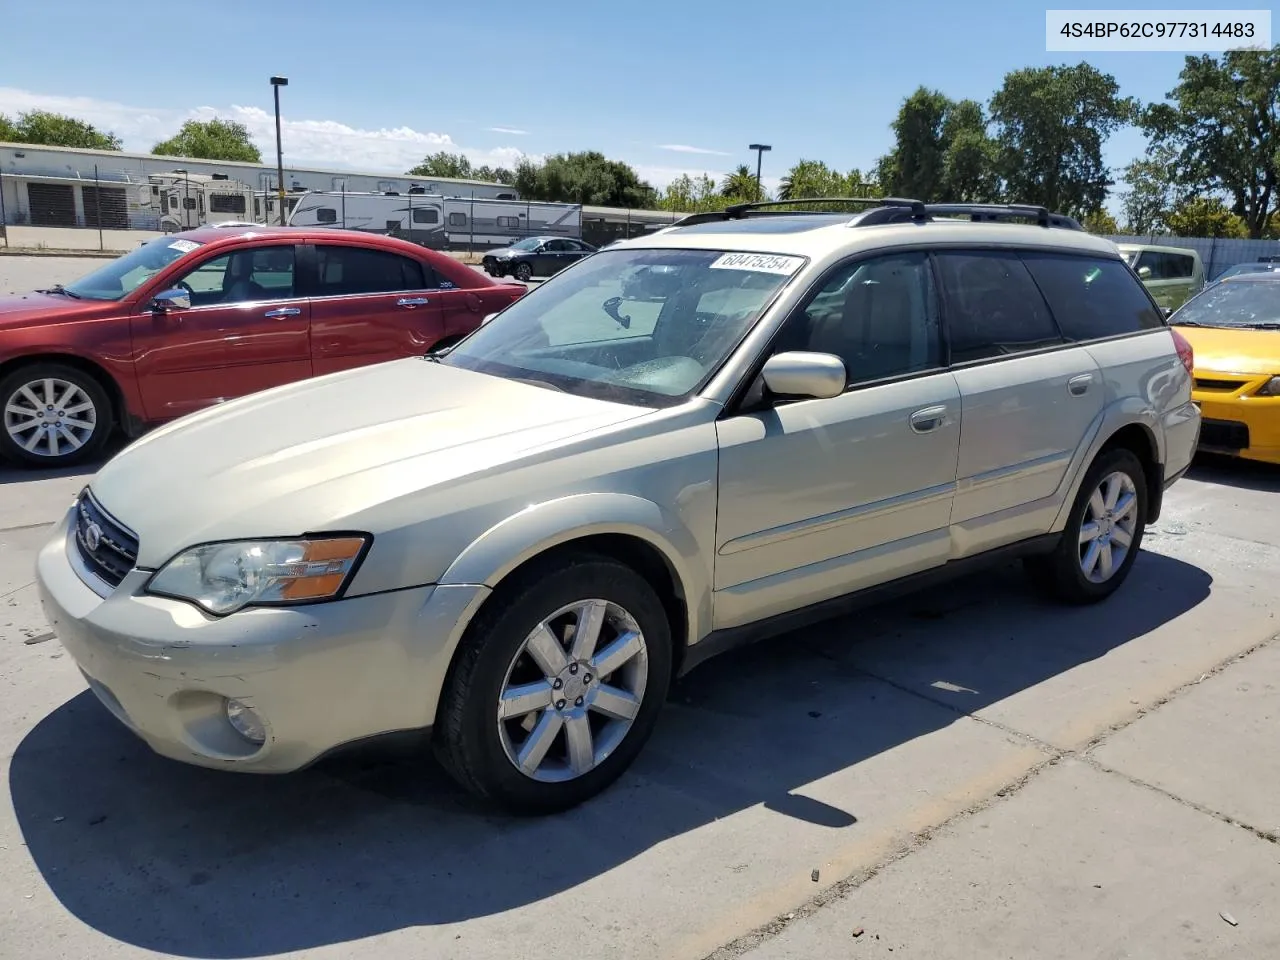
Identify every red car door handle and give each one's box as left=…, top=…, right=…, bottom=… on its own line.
left=264, top=307, right=301, bottom=318
left=397, top=297, right=430, bottom=307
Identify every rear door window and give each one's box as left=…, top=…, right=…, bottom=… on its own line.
left=313, top=245, right=428, bottom=296
left=934, top=251, right=1064, bottom=363
left=1020, top=253, right=1163, bottom=341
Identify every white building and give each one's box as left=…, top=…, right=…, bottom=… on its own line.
left=0, top=141, right=518, bottom=231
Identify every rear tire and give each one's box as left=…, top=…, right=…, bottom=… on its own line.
left=0, top=362, right=114, bottom=468
left=1024, top=448, right=1148, bottom=604
left=434, top=552, right=672, bottom=814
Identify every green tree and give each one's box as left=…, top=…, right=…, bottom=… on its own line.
left=472, top=165, right=515, bottom=185
left=1164, top=196, right=1248, bottom=238
left=989, top=64, right=1136, bottom=217
left=152, top=117, right=261, bottom=162
left=0, top=109, right=121, bottom=150
left=1081, top=209, right=1120, bottom=234
left=1119, top=147, right=1180, bottom=235
left=777, top=160, right=875, bottom=201
left=511, top=152, right=656, bottom=207
left=721, top=164, right=761, bottom=201
left=1143, top=46, right=1280, bottom=238
left=658, top=173, right=733, bottom=213
left=876, top=88, right=998, bottom=202
left=407, top=151, right=474, bottom=179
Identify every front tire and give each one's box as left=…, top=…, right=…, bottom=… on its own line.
left=1025, top=448, right=1148, bottom=604
left=0, top=363, right=113, bottom=468
left=514, top=262, right=533, bottom=282
left=435, top=553, right=672, bottom=814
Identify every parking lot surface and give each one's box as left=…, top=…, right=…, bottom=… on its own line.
left=2, top=256, right=1280, bottom=959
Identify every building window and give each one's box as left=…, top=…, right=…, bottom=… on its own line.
left=448, top=212, right=467, bottom=227
left=183, top=197, right=197, bottom=210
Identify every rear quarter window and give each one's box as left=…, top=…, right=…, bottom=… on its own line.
left=1020, top=253, right=1163, bottom=341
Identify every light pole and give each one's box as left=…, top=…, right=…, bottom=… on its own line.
left=748, top=143, right=771, bottom=201
left=270, top=76, right=288, bottom=225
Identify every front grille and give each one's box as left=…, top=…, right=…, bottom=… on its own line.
left=1198, top=418, right=1250, bottom=452
left=73, top=491, right=139, bottom=588
left=1195, top=377, right=1248, bottom=392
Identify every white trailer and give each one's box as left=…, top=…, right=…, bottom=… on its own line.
left=286, top=191, right=582, bottom=249
left=147, top=173, right=257, bottom=232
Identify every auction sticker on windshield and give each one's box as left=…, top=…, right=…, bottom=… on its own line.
left=168, top=239, right=200, bottom=253
left=710, top=253, right=805, bottom=275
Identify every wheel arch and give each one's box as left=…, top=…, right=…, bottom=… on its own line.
left=0, top=352, right=127, bottom=430
left=1053, top=405, right=1164, bottom=531
left=439, top=493, right=712, bottom=678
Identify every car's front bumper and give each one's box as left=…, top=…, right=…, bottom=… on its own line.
left=35, top=508, right=489, bottom=773
left=1192, top=380, right=1280, bottom=465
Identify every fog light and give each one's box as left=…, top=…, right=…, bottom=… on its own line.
left=224, top=699, right=266, bottom=745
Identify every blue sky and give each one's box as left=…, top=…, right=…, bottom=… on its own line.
left=0, top=0, right=1211, bottom=204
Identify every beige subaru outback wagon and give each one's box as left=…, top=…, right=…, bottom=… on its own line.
left=36, top=199, right=1202, bottom=814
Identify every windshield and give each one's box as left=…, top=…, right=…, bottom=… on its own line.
left=443, top=248, right=805, bottom=406
left=1172, top=280, right=1280, bottom=328
left=1217, top=263, right=1280, bottom=280
left=63, top=237, right=203, bottom=301
left=509, top=238, right=542, bottom=251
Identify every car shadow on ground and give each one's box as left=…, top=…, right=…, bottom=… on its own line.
left=0, top=437, right=126, bottom=486
left=9, top=551, right=1211, bottom=957
left=1188, top=452, right=1280, bottom=493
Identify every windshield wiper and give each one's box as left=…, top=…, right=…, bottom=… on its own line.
left=39, top=283, right=82, bottom=299
left=1243, top=322, right=1280, bottom=330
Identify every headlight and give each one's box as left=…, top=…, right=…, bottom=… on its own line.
left=146, top=536, right=369, bottom=615
left=1256, top=376, right=1280, bottom=397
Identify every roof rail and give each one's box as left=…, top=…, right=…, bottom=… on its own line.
left=670, top=196, right=927, bottom=228
left=923, top=203, right=1083, bottom=230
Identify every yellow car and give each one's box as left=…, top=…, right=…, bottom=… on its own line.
left=1170, top=274, right=1280, bottom=464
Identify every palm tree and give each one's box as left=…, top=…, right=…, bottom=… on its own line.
left=721, top=164, right=760, bottom=201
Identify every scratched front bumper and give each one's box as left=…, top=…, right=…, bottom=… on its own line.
left=35, top=508, right=471, bottom=773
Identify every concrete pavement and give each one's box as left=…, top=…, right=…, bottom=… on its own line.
left=1, top=452, right=1278, bottom=959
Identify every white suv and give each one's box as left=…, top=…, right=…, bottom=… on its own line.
left=35, top=199, right=1202, bottom=814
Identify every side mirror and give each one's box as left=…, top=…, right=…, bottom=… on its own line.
left=1137, top=266, right=1153, bottom=279
left=151, top=288, right=191, bottom=312
left=1161, top=306, right=1173, bottom=318
left=761, top=351, right=846, bottom=401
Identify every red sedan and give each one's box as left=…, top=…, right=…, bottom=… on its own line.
left=0, top=226, right=525, bottom=467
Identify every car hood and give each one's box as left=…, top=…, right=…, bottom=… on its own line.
left=1177, top=325, right=1280, bottom=375
left=486, top=247, right=522, bottom=258
left=89, top=359, right=651, bottom=567
left=0, top=291, right=113, bottom=329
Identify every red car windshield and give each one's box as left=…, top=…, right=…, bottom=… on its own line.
left=62, top=237, right=204, bottom=301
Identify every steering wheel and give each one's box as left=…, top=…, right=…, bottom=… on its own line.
left=176, top=280, right=195, bottom=298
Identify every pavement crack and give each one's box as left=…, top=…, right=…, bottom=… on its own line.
left=0, top=580, right=35, bottom=602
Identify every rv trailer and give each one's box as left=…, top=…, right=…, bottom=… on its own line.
left=286, top=191, right=582, bottom=249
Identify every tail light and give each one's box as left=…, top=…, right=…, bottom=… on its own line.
left=1170, top=327, right=1194, bottom=375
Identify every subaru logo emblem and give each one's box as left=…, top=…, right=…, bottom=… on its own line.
left=84, top=522, right=103, bottom=553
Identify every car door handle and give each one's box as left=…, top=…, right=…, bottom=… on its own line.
left=909, top=405, right=948, bottom=433
left=1068, top=374, right=1093, bottom=396
left=397, top=297, right=430, bottom=307
left=264, top=307, right=301, bottom=318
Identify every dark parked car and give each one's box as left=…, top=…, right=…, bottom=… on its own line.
left=482, top=236, right=597, bottom=281
left=0, top=226, right=525, bottom=468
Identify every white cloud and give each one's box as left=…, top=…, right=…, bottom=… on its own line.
left=657, top=143, right=731, bottom=156
left=486, top=126, right=529, bottom=136
left=0, top=87, right=532, bottom=174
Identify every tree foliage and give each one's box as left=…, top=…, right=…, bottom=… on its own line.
left=1164, top=196, right=1248, bottom=238
left=657, top=174, right=733, bottom=213
left=152, top=117, right=261, bottom=162
left=1081, top=209, right=1119, bottom=234
left=721, top=164, right=762, bottom=201
left=407, top=151, right=474, bottom=179
left=0, top=110, right=121, bottom=150
left=989, top=64, right=1136, bottom=217
left=1118, top=148, right=1181, bottom=235
left=875, top=88, right=998, bottom=202
left=777, top=160, right=875, bottom=200
left=1143, top=46, right=1280, bottom=238
left=512, top=152, right=656, bottom=208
